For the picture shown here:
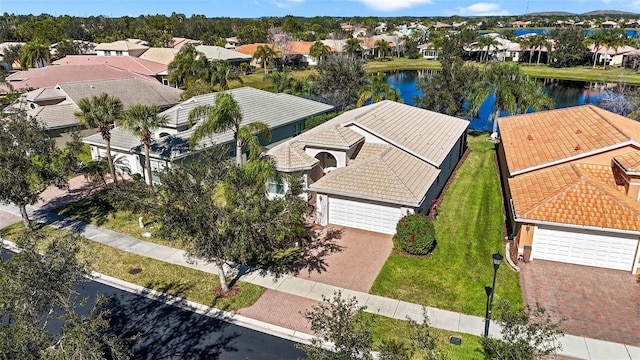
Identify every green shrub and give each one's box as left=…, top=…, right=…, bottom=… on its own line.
left=393, top=214, right=436, bottom=255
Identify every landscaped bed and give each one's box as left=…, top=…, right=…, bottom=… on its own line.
left=370, top=133, right=523, bottom=316
left=0, top=222, right=265, bottom=311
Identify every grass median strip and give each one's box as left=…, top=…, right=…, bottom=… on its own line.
left=1, top=222, right=265, bottom=312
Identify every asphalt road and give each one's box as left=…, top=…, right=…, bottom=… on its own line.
left=78, top=279, right=306, bottom=360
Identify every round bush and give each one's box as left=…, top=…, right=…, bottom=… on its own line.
left=393, top=214, right=436, bottom=255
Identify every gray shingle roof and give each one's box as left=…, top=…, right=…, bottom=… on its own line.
left=83, top=127, right=140, bottom=152
left=26, top=101, right=79, bottom=129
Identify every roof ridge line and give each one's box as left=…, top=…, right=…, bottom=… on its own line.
left=577, top=166, right=640, bottom=217
left=378, top=148, right=421, bottom=199
left=587, top=105, right=632, bottom=141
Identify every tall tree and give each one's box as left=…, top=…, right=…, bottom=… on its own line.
left=316, top=53, right=367, bottom=111
left=252, top=44, right=279, bottom=75
left=156, top=150, right=307, bottom=293
left=357, top=75, right=403, bottom=107
left=75, top=93, right=123, bottom=184
left=475, top=35, right=499, bottom=63
left=517, top=36, right=535, bottom=65
left=265, top=67, right=297, bottom=93
left=343, top=37, right=363, bottom=58
left=167, top=43, right=202, bottom=87
left=585, top=30, right=610, bottom=68
left=0, top=112, right=75, bottom=230
left=549, top=28, right=590, bottom=68
left=0, top=232, right=130, bottom=359
left=309, top=39, right=331, bottom=64
left=121, top=104, right=169, bottom=187
left=469, top=62, right=554, bottom=134
left=2, top=43, right=23, bottom=70
left=532, top=34, right=551, bottom=65
left=188, top=92, right=271, bottom=164
left=18, top=39, right=50, bottom=69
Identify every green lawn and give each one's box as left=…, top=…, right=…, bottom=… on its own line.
left=53, top=197, right=176, bottom=247
left=77, top=144, right=92, bottom=164
left=0, top=222, right=265, bottom=311
left=368, top=313, right=483, bottom=359
left=370, top=133, right=522, bottom=316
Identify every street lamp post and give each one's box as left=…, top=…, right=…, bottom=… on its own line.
left=483, top=252, right=503, bottom=337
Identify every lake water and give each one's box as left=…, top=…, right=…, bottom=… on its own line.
left=385, top=70, right=608, bottom=131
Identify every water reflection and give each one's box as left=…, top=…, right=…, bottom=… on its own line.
left=385, top=70, right=616, bottom=131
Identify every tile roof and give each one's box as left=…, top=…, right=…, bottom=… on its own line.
left=509, top=163, right=640, bottom=232
left=26, top=101, right=79, bottom=129
left=53, top=55, right=167, bottom=75
left=107, top=87, right=335, bottom=160
left=83, top=127, right=140, bottom=152
left=342, top=100, right=470, bottom=166
left=498, top=105, right=640, bottom=175
left=94, top=40, right=149, bottom=51
left=270, top=141, right=319, bottom=172
left=23, top=87, right=66, bottom=101
left=613, top=150, right=640, bottom=173
left=138, top=48, right=179, bottom=65
left=170, top=37, right=202, bottom=50
left=299, top=125, right=364, bottom=149
left=234, top=43, right=273, bottom=56
left=58, top=78, right=182, bottom=109
left=6, top=64, right=156, bottom=90
left=309, top=144, right=440, bottom=206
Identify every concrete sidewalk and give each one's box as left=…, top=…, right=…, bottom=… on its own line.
left=1, top=203, right=639, bottom=360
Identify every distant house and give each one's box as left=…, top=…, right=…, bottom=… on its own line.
left=225, top=37, right=240, bottom=49
left=418, top=43, right=439, bottom=59
left=53, top=55, right=170, bottom=84
left=83, top=87, right=335, bottom=184
left=601, top=20, right=619, bottom=28
left=234, top=43, right=273, bottom=68
left=511, top=21, right=531, bottom=28
left=169, top=37, right=202, bottom=50
left=588, top=44, right=637, bottom=67
left=194, top=45, right=252, bottom=66
left=11, top=77, right=182, bottom=145
left=94, top=39, right=149, bottom=57
left=0, top=42, right=25, bottom=71
left=4, top=64, right=157, bottom=92
left=432, top=22, right=452, bottom=29
left=497, top=105, right=640, bottom=274
left=268, top=101, right=469, bottom=235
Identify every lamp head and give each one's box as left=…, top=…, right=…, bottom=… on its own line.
left=492, top=253, right=503, bottom=270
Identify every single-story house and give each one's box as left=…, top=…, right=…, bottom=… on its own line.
left=13, top=77, right=182, bottom=145
left=194, top=45, right=252, bottom=66
left=53, top=55, right=169, bottom=84
left=497, top=105, right=640, bottom=274
left=83, top=87, right=335, bottom=184
left=588, top=44, right=637, bottom=67
left=267, top=100, right=469, bottom=234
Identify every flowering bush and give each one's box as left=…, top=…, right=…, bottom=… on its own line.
left=393, top=214, right=436, bottom=255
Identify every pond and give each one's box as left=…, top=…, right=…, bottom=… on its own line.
left=385, top=70, right=612, bottom=131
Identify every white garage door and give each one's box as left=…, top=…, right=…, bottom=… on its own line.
left=532, top=226, right=639, bottom=271
left=328, top=197, right=403, bottom=235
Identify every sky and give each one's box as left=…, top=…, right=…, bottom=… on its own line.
left=1, top=0, right=639, bottom=18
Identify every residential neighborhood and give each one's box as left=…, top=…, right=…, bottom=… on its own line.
left=2, top=4, right=640, bottom=359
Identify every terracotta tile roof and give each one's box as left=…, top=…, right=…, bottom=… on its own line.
left=613, top=150, right=640, bottom=173
left=232, top=43, right=275, bottom=56
left=309, top=145, right=440, bottom=206
left=6, top=64, right=156, bottom=90
left=498, top=105, right=640, bottom=175
left=509, top=163, right=640, bottom=231
left=299, top=125, right=364, bottom=149
left=170, top=37, right=202, bottom=50
left=53, top=55, right=167, bottom=75
left=269, top=141, right=319, bottom=172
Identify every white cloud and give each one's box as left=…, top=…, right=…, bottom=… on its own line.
left=272, top=0, right=303, bottom=9
left=357, top=0, right=433, bottom=12
left=457, top=2, right=509, bottom=16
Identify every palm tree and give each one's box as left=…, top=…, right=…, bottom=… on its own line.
left=188, top=92, right=271, bottom=164
left=210, top=60, right=243, bottom=90
left=374, top=39, right=391, bottom=59
left=343, top=37, right=363, bottom=58
left=167, top=44, right=200, bottom=87
left=81, top=159, right=109, bottom=187
left=475, top=35, right=500, bottom=63
left=585, top=30, right=609, bottom=68
left=469, top=62, right=554, bottom=135
left=532, top=34, right=551, bottom=65
left=253, top=45, right=279, bottom=75
left=516, top=36, right=535, bottom=65
left=121, top=104, right=170, bottom=187
left=309, top=40, right=331, bottom=64
left=265, top=67, right=297, bottom=93
left=18, top=39, right=50, bottom=69
left=74, top=93, right=123, bottom=183
left=357, top=75, right=403, bottom=107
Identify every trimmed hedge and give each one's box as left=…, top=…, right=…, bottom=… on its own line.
left=393, top=214, right=436, bottom=255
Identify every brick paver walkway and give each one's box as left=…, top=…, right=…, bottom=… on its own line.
left=520, top=260, right=640, bottom=346
left=237, top=290, right=320, bottom=334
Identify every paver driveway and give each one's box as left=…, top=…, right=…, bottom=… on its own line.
left=520, top=260, right=640, bottom=346
left=291, top=226, right=393, bottom=293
